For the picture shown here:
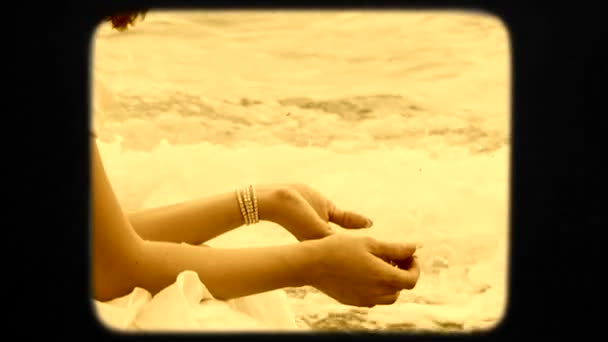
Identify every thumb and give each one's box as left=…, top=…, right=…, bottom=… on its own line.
left=327, top=201, right=373, bottom=229
left=369, top=241, right=417, bottom=262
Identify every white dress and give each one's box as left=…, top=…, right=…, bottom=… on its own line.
left=91, top=76, right=301, bottom=332
left=94, top=270, right=301, bottom=332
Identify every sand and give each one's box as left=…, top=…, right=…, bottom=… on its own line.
left=91, top=10, right=510, bottom=333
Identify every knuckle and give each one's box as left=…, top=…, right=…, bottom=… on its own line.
left=275, top=186, right=299, bottom=202
left=289, top=183, right=309, bottom=193
left=294, top=182, right=308, bottom=189
left=334, top=209, right=346, bottom=224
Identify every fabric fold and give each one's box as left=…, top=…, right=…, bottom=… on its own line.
left=93, top=270, right=300, bottom=332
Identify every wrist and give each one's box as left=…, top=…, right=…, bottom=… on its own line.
left=255, top=184, right=288, bottom=223
left=289, top=239, right=323, bottom=287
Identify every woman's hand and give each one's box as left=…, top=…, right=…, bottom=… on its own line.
left=303, top=234, right=420, bottom=307
left=266, top=183, right=373, bottom=241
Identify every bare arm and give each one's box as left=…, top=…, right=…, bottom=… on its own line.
left=127, top=185, right=282, bottom=245
left=91, top=136, right=147, bottom=300
left=92, top=138, right=312, bottom=301
left=93, top=138, right=420, bottom=305
left=132, top=239, right=315, bottom=301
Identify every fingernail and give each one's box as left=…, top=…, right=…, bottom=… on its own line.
left=366, top=219, right=373, bottom=228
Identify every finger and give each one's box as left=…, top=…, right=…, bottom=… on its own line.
left=312, top=221, right=335, bottom=239
left=298, top=220, right=333, bottom=241
left=385, top=266, right=419, bottom=290
left=369, top=240, right=417, bottom=261
left=374, top=292, right=401, bottom=305
left=370, top=255, right=419, bottom=290
left=387, top=256, right=420, bottom=290
left=281, top=199, right=333, bottom=240
left=406, top=256, right=421, bottom=285
left=327, top=201, right=373, bottom=228
left=368, top=284, right=404, bottom=296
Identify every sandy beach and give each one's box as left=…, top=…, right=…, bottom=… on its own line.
left=92, top=10, right=510, bottom=332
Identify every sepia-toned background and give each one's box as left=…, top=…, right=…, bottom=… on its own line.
left=92, top=10, right=510, bottom=332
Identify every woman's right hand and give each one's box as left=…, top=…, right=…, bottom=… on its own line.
left=303, top=233, right=420, bottom=308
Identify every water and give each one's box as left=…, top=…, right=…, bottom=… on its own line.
left=92, top=10, right=510, bottom=332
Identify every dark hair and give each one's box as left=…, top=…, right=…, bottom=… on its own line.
left=106, top=10, right=148, bottom=31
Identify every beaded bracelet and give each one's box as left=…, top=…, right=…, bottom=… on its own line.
left=235, top=185, right=259, bottom=225
left=236, top=188, right=250, bottom=225
left=250, top=184, right=259, bottom=223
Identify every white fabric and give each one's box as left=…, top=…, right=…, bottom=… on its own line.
left=90, top=76, right=303, bottom=332
left=93, top=270, right=302, bottom=332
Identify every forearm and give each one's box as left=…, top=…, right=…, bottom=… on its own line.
left=132, top=239, right=318, bottom=300
left=128, top=185, right=282, bottom=245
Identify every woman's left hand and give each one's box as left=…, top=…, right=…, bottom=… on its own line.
left=266, top=183, right=374, bottom=241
